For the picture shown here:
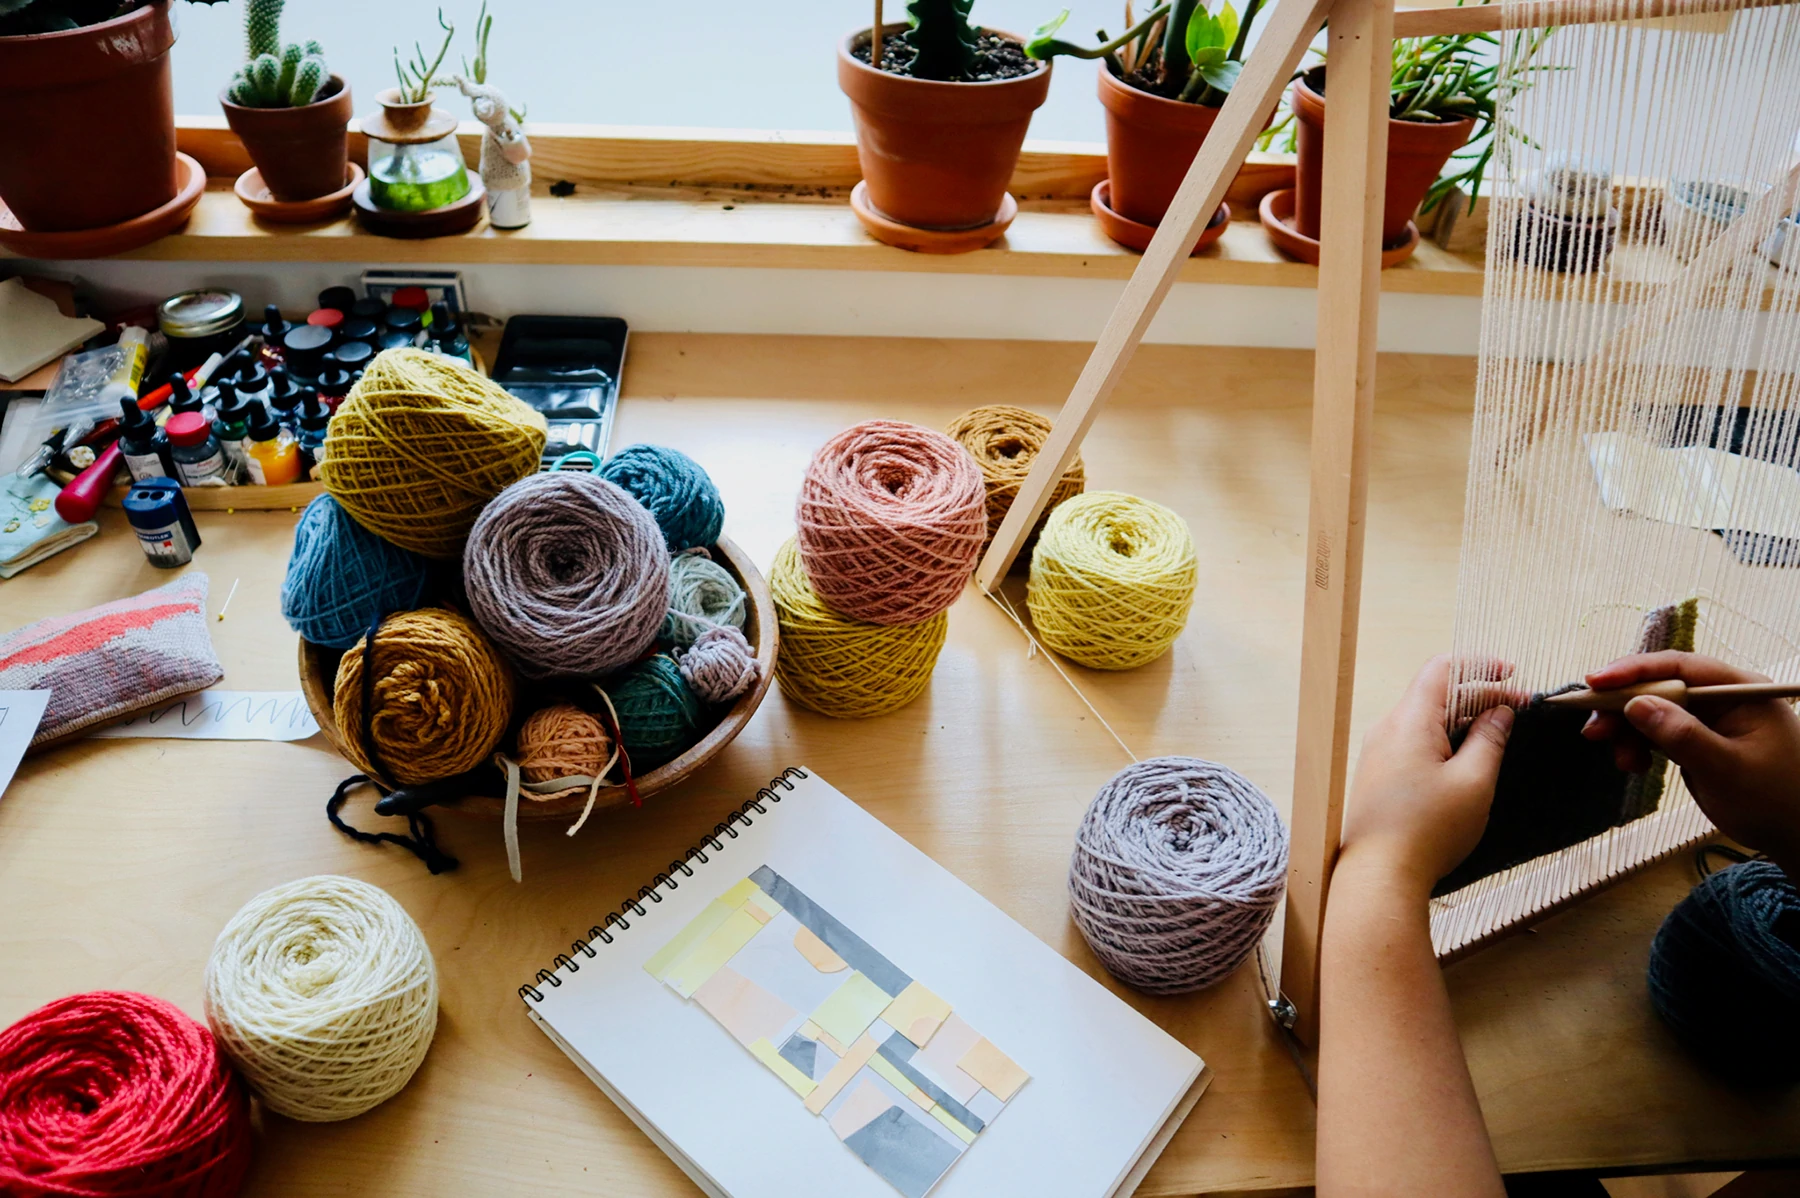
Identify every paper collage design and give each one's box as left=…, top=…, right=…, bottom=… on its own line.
left=647, top=867, right=1029, bottom=1198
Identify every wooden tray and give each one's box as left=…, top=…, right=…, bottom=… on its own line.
left=298, top=534, right=778, bottom=820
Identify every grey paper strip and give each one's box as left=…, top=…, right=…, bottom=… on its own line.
left=749, top=866, right=912, bottom=996
left=778, top=1032, right=819, bottom=1078
left=877, top=1036, right=985, bottom=1134
left=842, top=1106, right=963, bottom=1198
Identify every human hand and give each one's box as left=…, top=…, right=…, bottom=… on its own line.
left=1340, top=656, right=1515, bottom=893
left=1581, top=651, right=1800, bottom=873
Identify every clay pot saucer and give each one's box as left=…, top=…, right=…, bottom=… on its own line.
left=0, top=152, right=204, bottom=260
left=235, top=162, right=364, bottom=224
left=351, top=175, right=486, bottom=238
left=850, top=180, right=1017, bottom=254
left=1091, top=180, right=1229, bottom=255
left=1258, top=187, right=1419, bottom=268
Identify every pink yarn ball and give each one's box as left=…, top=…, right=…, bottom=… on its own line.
left=795, top=420, right=986, bottom=625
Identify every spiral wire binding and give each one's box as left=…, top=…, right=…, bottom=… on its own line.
left=518, top=768, right=809, bottom=1003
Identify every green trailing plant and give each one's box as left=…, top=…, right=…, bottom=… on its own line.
left=0, top=0, right=223, bottom=38
left=460, top=1, right=525, bottom=124
left=904, top=0, right=981, bottom=81
left=394, top=8, right=457, bottom=104
left=226, top=0, right=333, bottom=108
left=1027, top=0, right=1261, bottom=105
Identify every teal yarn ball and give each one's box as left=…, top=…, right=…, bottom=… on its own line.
left=598, top=444, right=725, bottom=552
left=604, top=654, right=706, bottom=771
left=663, top=549, right=748, bottom=647
left=281, top=494, right=431, bottom=649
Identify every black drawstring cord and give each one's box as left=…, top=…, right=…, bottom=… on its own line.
left=327, top=774, right=460, bottom=874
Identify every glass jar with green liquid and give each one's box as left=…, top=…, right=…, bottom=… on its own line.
left=363, top=92, right=472, bottom=213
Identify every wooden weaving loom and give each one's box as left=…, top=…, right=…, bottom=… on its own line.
left=975, top=0, right=1800, bottom=1043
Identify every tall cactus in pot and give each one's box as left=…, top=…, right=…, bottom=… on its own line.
left=228, top=0, right=333, bottom=108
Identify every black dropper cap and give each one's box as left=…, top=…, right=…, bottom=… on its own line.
left=316, top=365, right=353, bottom=400
left=298, top=395, right=332, bottom=436
left=261, top=303, right=290, bottom=341
left=234, top=360, right=270, bottom=395
left=428, top=302, right=460, bottom=339
left=332, top=340, right=375, bottom=372
left=350, top=297, right=385, bottom=321
left=318, top=286, right=357, bottom=314
left=119, top=396, right=157, bottom=439
left=340, top=316, right=378, bottom=345
left=268, top=366, right=304, bottom=417
left=282, top=324, right=334, bottom=380
left=168, top=374, right=202, bottom=414
left=214, top=379, right=250, bottom=424
left=245, top=401, right=283, bottom=444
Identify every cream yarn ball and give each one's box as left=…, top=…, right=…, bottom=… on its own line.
left=204, top=875, right=439, bottom=1122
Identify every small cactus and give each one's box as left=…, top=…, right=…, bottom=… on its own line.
left=245, top=0, right=283, bottom=60
left=291, top=56, right=329, bottom=106
left=904, top=0, right=980, bottom=80
left=228, top=0, right=331, bottom=108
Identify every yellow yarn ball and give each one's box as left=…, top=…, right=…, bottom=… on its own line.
left=321, top=348, right=547, bottom=560
left=770, top=538, right=946, bottom=719
left=1027, top=491, right=1197, bottom=670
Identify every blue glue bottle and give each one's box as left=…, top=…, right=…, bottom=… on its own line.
left=123, top=477, right=201, bottom=567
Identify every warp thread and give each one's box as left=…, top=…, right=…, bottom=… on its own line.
left=281, top=493, right=431, bottom=649
left=1647, top=859, right=1800, bottom=1083
left=333, top=608, right=515, bottom=786
left=1069, top=757, right=1289, bottom=994
left=770, top=537, right=946, bottom=719
left=598, top=443, right=726, bottom=552
left=0, top=991, right=252, bottom=1198
left=1028, top=491, right=1198, bottom=671
left=320, top=348, right=546, bottom=560
left=945, top=404, right=1086, bottom=553
left=602, top=654, right=706, bottom=771
left=796, top=420, right=986, bottom=626
left=205, top=876, right=438, bottom=1122
left=663, top=548, right=748, bottom=647
left=464, top=472, right=671, bottom=679
left=677, top=625, right=759, bottom=704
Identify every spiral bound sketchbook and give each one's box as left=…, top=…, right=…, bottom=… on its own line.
left=521, top=768, right=1209, bottom=1198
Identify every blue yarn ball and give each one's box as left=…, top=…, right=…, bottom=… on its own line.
left=1647, top=859, right=1800, bottom=1083
left=603, top=653, right=706, bottom=771
left=598, top=444, right=725, bottom=552
left=281, top=494, right=432, bottom=648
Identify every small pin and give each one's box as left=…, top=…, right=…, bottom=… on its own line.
left=217, top=577, right=241, bottom=622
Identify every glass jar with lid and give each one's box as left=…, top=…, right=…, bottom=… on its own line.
left=157, top=290, right=245, bottom=373
left=363, top=89, right=470, bottom=212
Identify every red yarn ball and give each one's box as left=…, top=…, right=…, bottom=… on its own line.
left=0, top=992, right=252, bottom=1198
left=795, top=420, right=986, bottom=625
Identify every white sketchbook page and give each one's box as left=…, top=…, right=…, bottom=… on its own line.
left=89, top=690, right=320, bottom=741
left=0, top=690, right=50, bottom=799
left=531, top=770, right=1202, bottom=1198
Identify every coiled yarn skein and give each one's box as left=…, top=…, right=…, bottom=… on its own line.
left=332, top=608, right=515, bottom=786
left=770, top=538, right=946, bottom=719
left=663, top=548, right=748, bottom=647
left=204, top=875, right=439, bottom=1122
left=796, top=420, right=985, bottom=625
left=1647, top=859, right=1800, bottom=1083
left=0, top=991, right=252, bottom=1198
left=517, top=703, right=614, bottom=793
left=945, top=404, right=1086, bottom=554
left=464, top=472, right=671, bottom=679
left=678, top=625, right=759, bottom=704
left=321, top=348, right=546, bottom=560
left=282, top=493, right=432, bottom=649
left=603, top=654, right=705, bottom=771
left=1028, top=491, right=1198, bottom=670
left=599, top=443, right=726, bottom=552
left=1069, top=757, right=1289, bottom=995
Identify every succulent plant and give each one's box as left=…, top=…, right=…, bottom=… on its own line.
left=904, top=0, right=980, bottom=81
left=1027, top=0, right=1258, bottom=105
left=0, top=0, right=224, bottom=38
left=226, top=0, right=332, bottom=108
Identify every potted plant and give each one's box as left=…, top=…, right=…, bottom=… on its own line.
left=220, top=0, right=352, bottom=204
left=1027, top=0, right=1260, bottom=250
left=1514, top=160, right=1619, bottom=273
left=0, top=0, right=224, bottom=233
left=838, top=0, right=1051, bottom=252
left=352, top=10, right=482, bottom=236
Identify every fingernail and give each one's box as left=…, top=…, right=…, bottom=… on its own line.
left=1625, top=695, right=1661, bottom=727
left=1492, top=705, right=1515, bottom=732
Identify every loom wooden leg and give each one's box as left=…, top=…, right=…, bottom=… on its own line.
left=972, top=0, right=1331, bottom=591
left=1279, top=0, right=1393, bottom=1047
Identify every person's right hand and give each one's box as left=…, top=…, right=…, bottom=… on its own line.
left=1581, top=651, right=1800, bottom=874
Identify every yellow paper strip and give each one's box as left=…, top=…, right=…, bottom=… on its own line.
left=869, top=1053, right=932, bottom=1111
left=749, top=1037, right=817, bottom=1097
left=881, top=981, right=952, bottom=1047
left=664, top=907, right=763, bottom=997
left=744, top=891, right=782, bottom=922
left=928, top=1102, right=978, bottom=1144
left=804, top=1032, right=881, bottom=1114
left=813, top=1025, right=848, bottom=1056
left=719, top=877, right=761, bottom=908
left=957, top=1038, right=1028, bottom=1102
left=644, top=899, right=735, bottom=982
left=810, top=971, right=893, bottom=1047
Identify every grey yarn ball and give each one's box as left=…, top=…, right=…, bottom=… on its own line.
left=677, top=624, right=759, bottom=704
left=1069, top=757, right=1289, bottom=994
left=463, top=472, right=671, bottom=679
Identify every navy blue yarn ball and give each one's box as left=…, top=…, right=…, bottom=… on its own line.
left=281, top=494, right=432, bottom=648
left=597, top=444, right=725, bottom=552
left=1647, top=859, right=1800, bottom=1084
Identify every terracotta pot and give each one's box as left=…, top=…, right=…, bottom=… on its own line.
left=837, top=26, right=1050, bottom=230
left=0, top=1, right=178, bottom=233
left=1098, top=67, right=1220, bottom=228
left=1292, top=66, right=1474, bottom=247
left=221, top=76, right=353, bottom=203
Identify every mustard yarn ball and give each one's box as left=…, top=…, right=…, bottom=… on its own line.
left=945, top=404, right=1085, bottom=554
left=321, top=348, right=547, bottom=560
left=770, top=538, right=946, bottom=719
left=1027, top=491, right=1198, bottom=670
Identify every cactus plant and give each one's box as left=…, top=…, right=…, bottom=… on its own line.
left=904, top=0, right=980, bottom=81
left=1, top=0, right=225, bottom=38
left=225, top=0, right=333, bottom=108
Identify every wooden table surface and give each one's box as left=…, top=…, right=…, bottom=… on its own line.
left=2, top=335, right=1795, bottom=1196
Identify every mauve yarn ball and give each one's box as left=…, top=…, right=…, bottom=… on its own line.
left=599, top=443, right=726, bottom=552
left=463, top=472, right=671, bottom=679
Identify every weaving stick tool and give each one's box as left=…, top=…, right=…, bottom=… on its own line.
left=1543, top=681, right=1800, bottom=713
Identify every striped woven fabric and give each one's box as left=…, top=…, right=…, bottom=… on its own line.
left=0, top=573, right=223, bottom=748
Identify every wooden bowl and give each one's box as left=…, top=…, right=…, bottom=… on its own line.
left=297, top=534, right=778, bottom=820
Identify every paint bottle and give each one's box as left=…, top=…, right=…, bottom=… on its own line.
left=233, top=360, right=272, bottom=410
left=350, top=297, right=385, bottom=324
left=244, top=402, right=302, bottom=485
left=124, top=477, right=201, bottom=567
left=318, top=286, right=357, bottom=315
left=316, top=366, right=353, bottom=413
left=117, top=397, right=172, bottom=482
left=165, top=411, right=229, bottom=487
left=392, top=286, right=431, bottom=318
left=282, top=323, right=334, bottom=384
left=212, top=381, right=253, bottom=480
left=296, top=396, right=332, bottom=479
left=267, top=365, right=305, bottom=428
left=428, top=302, right=473, bottom=364
left=307, top=308, right=346, bottom=340
left=339, top=316, right=378, bottom=347
left=257, top=304, right=292, bottom=368
left=381, top=306, right=423, bottom=350
left=332, top=340, right=375, bottom=377
left=167, top=373, right=203, bottom=416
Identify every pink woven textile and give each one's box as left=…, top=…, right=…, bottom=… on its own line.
left=0, top=574, right=222, bottom=748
